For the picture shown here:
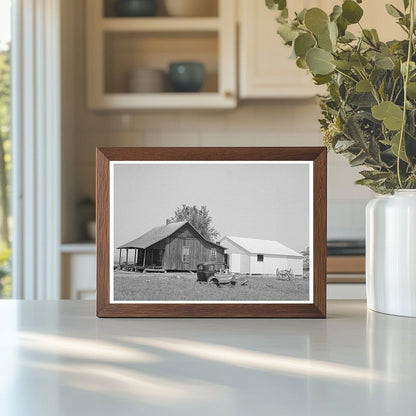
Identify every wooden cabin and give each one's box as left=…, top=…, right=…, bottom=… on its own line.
left=117, top=221, right=225, bottom=271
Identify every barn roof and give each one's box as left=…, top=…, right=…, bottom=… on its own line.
left=221, top=236, right=303, bottom=258
left=118, top=221, right=224, bottom=250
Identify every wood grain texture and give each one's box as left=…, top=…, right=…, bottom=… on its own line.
left=327, top=256, right=365, bottom=274
left=327, top=274, right=365, bottom=283
left=313, top=148, right=327, bottom=318
left=96, top=148, right=110, bottom=317
left=96, top=147, right=327, bottom=318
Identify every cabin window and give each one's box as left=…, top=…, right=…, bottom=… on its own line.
left=182, top=246, right=190, bottom=263
left=257, top=254, right=264, bottom=262
left=211, top=248, right=216, bottom=260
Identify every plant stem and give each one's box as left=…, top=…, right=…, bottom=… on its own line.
left=397, top=0, right=415, bottom=188
left=334, top=68, right=358, bottom=84
left=390, top=79, right=398, bottom=101
left=359, top=69, right=381, bottom=104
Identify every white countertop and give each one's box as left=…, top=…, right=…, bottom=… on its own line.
left=0, top=300, right=415, bottom=415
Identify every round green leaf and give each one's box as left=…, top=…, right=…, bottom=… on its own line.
left=313, top=74, right=332, bottom=85
left=333, top=60, right=352, bottom=70
left=277, top=23, right=298, bottom=43
left=318, top=29, right=333, bottom=52
left=304, top=8, right=329, bottom=35
left=296, top=57, right=308, bottom=69
left=266, top=0, right=287, bottom=11
left=339, top=31, right=356, bottom=42
left=350, top=54, right=368, bottom=70
left=336, top=15, right=348, bottom=36
left=294, top=33, right=316, bottom=58
left=318, top=22, right=338, bottom=52
left=383, top=133, right=408, bottom=162
left=342, top=0, right=364, bottom=24
left=306, top=48, right=336, bottom=75
left=356, top=80, right=372, bottom=92
left=328, top=21, right=338, bottom=43
left=407, top=82, right=416, bottom=99
left=375, top=56, right=395, bottom=70
left=296, top=8, right=307, bottom=23
left=371, top=101, right=404, bottom=131
left=330, top=5, right=342, bottom=22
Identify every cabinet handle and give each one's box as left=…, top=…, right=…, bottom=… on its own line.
left=225, top=91, right=234, bottom=99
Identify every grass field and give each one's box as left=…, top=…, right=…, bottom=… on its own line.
left=113, top=271, right=310, bottom=302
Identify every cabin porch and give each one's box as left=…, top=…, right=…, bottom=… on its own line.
left=116, top=247, right=165, bottom=271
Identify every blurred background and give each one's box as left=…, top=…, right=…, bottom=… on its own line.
left=1, top=0, right=404, bottom=300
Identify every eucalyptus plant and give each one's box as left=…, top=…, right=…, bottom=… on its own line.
left=266, top=0, right=416, bottom=193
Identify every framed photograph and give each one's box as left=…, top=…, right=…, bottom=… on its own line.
left=96, top=147, right=327, bottom=318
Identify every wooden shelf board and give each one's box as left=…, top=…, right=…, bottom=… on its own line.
left=327, top=256, right=365, bottom=274
left=327, top=274, right=366, bottom=284
left=101, top=17, right=221, bottom=32
left=61, top=243, right=96, bottom=254
left=89, top=92, right=236, bottom=110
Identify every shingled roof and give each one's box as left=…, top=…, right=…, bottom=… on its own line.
left=118, top=221, right=223, bottom=249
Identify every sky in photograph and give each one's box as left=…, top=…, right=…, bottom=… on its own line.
left=113, top=162, right=310, bottom=253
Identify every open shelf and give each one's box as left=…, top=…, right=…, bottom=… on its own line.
left=104, top=31, right=218, bottom=94
left=61, top=242, right=96, bottom=254
left=87, top=0, right=236, bottom=109
left=103, top=0, right=219, bottom=18
left=91, top=92, right=234, bottom=109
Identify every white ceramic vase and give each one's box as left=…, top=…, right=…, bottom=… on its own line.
left=366, top=190, right=416, bottom=317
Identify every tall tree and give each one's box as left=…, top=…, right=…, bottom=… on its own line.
left=167, top=205, right=220, bottom=242
left=0, top=45, right=10, bottom=248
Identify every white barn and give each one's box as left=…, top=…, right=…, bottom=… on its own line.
left=220, top=236, right=304, bottom=277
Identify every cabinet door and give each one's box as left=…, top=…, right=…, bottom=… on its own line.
left=238, top=0, right=404, bottom=99
left=239, top=0, right=326, bottom=99
left=358, top=0, right=404, bottom=41
left=62, top=253, right=96, bottom=300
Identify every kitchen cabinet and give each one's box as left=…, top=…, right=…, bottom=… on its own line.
left=238, top=0, right=405, bottom=99
left=86, top=0, right=404, bottom=107
left=61, top=245, right=96, bottom=300
left=239, top=0, right=325, bottom=99
left=86, top=0, right=237, bottom=109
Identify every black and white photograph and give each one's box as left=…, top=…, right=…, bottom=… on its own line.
left=110, top=161, right=313, bottom=303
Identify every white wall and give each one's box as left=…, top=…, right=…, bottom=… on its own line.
left=221, top=238, right=250, bottom=274
left=229, top=253, right=241, bottom=273
left=240, top=254, right=250, bottom=275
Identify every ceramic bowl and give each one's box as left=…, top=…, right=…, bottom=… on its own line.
left=128, top=68, right=167, bottom=93
left=114, top=0, right=158, bottom=17
left=164, top=0, right=217, bottom=17
left=168, top=62, right=205, bottom=92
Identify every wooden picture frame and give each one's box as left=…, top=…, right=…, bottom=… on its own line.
left=96, top=147, right=327, bottom=318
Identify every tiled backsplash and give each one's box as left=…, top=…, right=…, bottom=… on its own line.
left=73, top=101, right=374, bottom=241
